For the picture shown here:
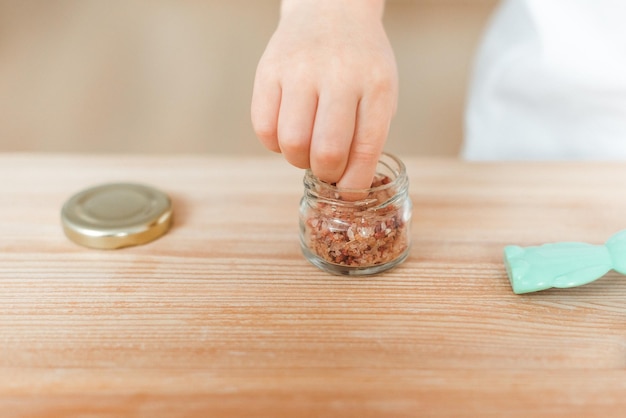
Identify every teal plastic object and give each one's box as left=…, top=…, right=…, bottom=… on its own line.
left=504, top=230, right=626, bottom=294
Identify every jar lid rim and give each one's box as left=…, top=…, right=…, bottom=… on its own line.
left=304, top=152, right=407, bottom=195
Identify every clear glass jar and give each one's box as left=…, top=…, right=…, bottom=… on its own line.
left=299, top=153, right=412, bottom=275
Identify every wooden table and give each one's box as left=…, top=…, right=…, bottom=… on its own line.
left=1, top=154, right=625, bottom=417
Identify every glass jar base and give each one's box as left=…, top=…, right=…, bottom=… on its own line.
left=300, top=244, right=410, bottom=276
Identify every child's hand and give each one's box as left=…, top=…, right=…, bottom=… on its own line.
left=251, top=0, right=397, bottom=190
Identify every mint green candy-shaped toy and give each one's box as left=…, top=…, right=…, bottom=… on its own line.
left=504, top=230, right=626, bottom=294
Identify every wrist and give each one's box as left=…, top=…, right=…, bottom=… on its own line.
left=280, top=0, right=385, bottom=21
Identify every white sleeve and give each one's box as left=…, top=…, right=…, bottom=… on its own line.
left=462, top=0, right=626, bottom=160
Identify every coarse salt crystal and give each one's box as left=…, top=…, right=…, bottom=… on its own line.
left=358, top=227, right=373, bottom=238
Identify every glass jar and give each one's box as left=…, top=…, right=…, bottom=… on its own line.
left=299, top=153, right=412, bottom=275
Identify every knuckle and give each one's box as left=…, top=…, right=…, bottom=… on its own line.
left=252, top=120, right=280, bottom=153
left=252, top=119, right=277, bottom=142
left=255, top=56, right=280, bottom=80
left=312, top=146, right=346, bottom=183
left=278, top=132, right=311, bottom=167
left=366, top=65, right=398, bottom=97
left=315, top=145, right=345, bottom=168
left=278, top=132, right=309, bottom=153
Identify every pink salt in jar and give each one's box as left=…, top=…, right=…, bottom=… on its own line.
left=299, top=153, right=412, bottom=275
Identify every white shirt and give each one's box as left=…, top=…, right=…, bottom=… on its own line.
left=462, top=0, right=626, bottom=160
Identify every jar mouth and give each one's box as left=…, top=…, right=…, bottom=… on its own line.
left=303, top=152, right=407, bottom=200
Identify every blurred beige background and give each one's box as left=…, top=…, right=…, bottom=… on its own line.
left=0, top=0, right=497, bottom=155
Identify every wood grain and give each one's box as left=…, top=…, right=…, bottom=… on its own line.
left=1, top=154, right=626, bottom=417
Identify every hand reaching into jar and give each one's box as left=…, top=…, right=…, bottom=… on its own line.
left=251, top=0, right=398, bottom=191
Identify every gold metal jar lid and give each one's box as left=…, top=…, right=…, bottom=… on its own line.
left=61, top=183, right=173, bottom=249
